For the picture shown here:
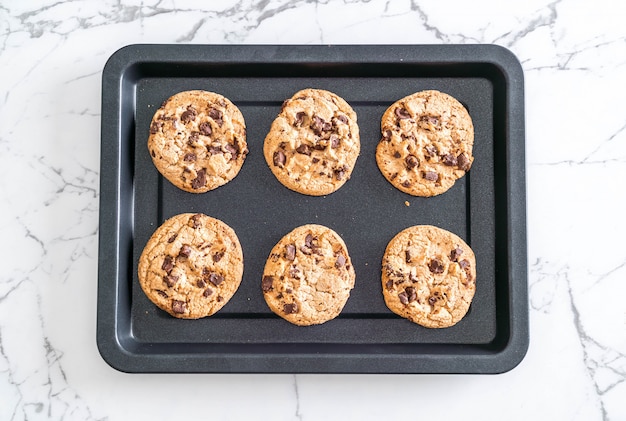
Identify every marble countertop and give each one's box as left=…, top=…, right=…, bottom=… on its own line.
left=1, top=0, right=625, bottom=420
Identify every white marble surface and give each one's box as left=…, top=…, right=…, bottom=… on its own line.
left=1, top=0, right=625, bottom=419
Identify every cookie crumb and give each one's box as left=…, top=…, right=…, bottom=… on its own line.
left=405, top=200, right=410, bottom=207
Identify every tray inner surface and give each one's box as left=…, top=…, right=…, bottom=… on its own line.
left=125, top=64, right=504, bottom=352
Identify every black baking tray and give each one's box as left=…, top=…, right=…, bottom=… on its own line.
left=97, top=44, right=528, bottom=374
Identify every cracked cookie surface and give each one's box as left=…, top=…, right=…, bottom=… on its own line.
left=138, top=213, right=244, bottom=319
left=376, top=90, right=474, bottom=197
left=382, top=225, right=476, bottom=328
left=148, top=90, right=248, bottom=193
left=262, top=224, right=355, bottom=326
left=263, top=88, right=360, bottom=196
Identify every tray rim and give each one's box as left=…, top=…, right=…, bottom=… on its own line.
left=97, top=43, right=528, bottom=374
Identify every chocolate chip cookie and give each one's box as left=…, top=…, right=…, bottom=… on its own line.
left=263, top=88, right=360, bottom=196
left=261, top=224, right=355, bottom=326
left=148, top=90, right=248, bottom=193
left=376, top=90, right=474, bottom=197
left=382, top=225, right=476, bottom=328
left=138, top=213, right=244, bottom=319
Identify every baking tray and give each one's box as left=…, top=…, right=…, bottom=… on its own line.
left=97, top=44, right=528, bottom=374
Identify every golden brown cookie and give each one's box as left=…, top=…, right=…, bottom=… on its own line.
left=148, top=90, right=248, bottom=193
left=138, top=213, right=244, bottom=319
left=261, top=224, right=355, bottom=326
left=263, top=88, right=360, bottom=196
left=376, top=90, right=474, bottom=197
left=382, top=225, right=476, bottom=328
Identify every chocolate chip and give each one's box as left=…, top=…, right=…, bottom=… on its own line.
left=335, top=254, right=346, bottom=269
left=459, top=259, right=470, bottom=270
left=398, top=291, right=409, bottom=305
left=393, top=151, right=401, bottom=159
left=224, top=143, right=238, bottom=160
left=294, top=111, right=306, bottom=127
left=428, top=296, right=437, bottom=305
left=395, top=107, right=411, bottom=120
left=424, top=144, right=438, bottom=157
left=178, top=244, right=191, bottom=259
left=310, top=115, right=323, bottom=135
left=212, top=251, right=224, bottom=263
left=162, top=256, right=174, bottom=273
left=163, top=274, right=179, bottom=287
left=385, top=279, right=394, bottom=290
left=405, top=155, right=419, bottom=170
left=209, top=108, right=223, bottom=126
left=150, top=121, right=163, bottom=134
left=296, top=144, right=311, bottom=155
left=196, top=279, right=206, bottom=288
left=203, top=288, right=213, bottom=297
left=336, top=114, right=348, bottom=124
left=283, top=303, right=298, bottom=314
left=334, top=166, right=347, bottom=181
left=428, top=258, right=445, bottom=274
left=181, top=107, right=197, bottom=123
left=261, top=275, right=274, bottom=292
left=156, top=290, right=168, bottom=298
left=330, top=134, right=340, bottom=149
left=457, top=153, right=471, bottom=171
left=310, top=115, right=330, bottom=135
left=401, top=180, right=411, bottom=188
left=273, top=150, right=286, bottom=167
left=313, top=142, right=326, bottom=151
left=450, top=247, right=464, bottom=262
left=199, top=122, right=212, bottom=136
left=406, top=287, right=417, bottom=302
left=285, top=244, right=296, bottom=261
left=208, top=144, right=223, bottom=155
left=217, top=295, right=223, bottom=302
left=206, top=272, right=224, bottom=286
left=183, top=152, right=196, bottom=162
left=442, top=154, right=457, bottom=166
left=405, top=250, right=411, bottom=263
left=305, top=234, right=313, bottom=248
left=191, top=168, right=206, bottom=189
left=188, top=131, right=199, bottom=145
left=423, top=171, right=439, bottom=182
left=172, top=300, right=186, bottom=314
left=312, top=157, right=320, bottom=163
left=190, top=213, right=202, bottom=228
left=167, top=234, right=177, bottom=243
left=382, top=129, right=392, bottom=141
left=304, top=233, right=313, bottom=248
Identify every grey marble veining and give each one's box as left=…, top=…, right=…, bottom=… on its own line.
left=1, top=0, right=625, bottom=420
